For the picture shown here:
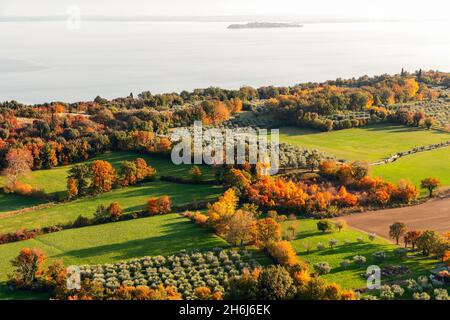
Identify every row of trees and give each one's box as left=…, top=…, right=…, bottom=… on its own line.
left=389, top=222, right=449, bottom=259
left=7, top=246, right=358, bottom=300
left=67, top=158, right=156, bottom=199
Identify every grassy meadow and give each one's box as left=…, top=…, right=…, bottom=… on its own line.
left=282, top=219, right=439, bottom=289
left=371, top=147, right=450, bottom=196
left=279, top=123, right=450, bottom=162
left=0, top=180, right=223, bottom=234
left=0, top=214, right=229, bottom=300
left=0, top=151, right=216, bottom=198
left=0, top=193, right=47, bottom=214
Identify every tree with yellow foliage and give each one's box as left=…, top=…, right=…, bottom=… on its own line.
left=207, top=188, right=238, bottom=235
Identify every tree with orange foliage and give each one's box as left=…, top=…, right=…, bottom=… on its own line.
left=133, top=131, right=155, bottom=152
left=67, top=177, right=78, bottom=199
left=53, top=103, right=65, bottom=114
left=374, top=189, right=391, bottom=205
left=266, top=241, right=299, bottom=266
left=403, top=78, right=420, bottom=100
left=147, top=196, right=171, bottom=215
left=256, top=218, right=282, bottom=248
left=404, top=230, right=422, bottom=249
left=135, top=158, right=156, bottom=181
left=224, top=168, right=251, bottom=194
left=318, top=160, right=338, bottom=177
left=42, top=143, right=58, bottom=168
left=420, top=177, right=440, bottom=198
left=207, top=188, right=238, bottom=234
left=228, top=98, right=243, bottom=113
left=444, top=232, right=450, bottom=242
left=394, top=179, right=418, bottom=203
left=90, top=160, right=116, bottom=194
left=158, top=195, right=172, bottom=214
left=147, top=197, right=159, bottom=215
left=108, top=202, right=122, bottom=221
left=8, top=248, right=46, bottom=288
left=224, top=210, right=256, bottom=247
left=156, top=137, right=172, bottom=153
left=443, top=251, right=450, bottom=266
left=335, top=186, right=358, bottom=207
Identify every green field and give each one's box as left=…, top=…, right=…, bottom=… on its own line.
left=371, top=147, right=450, bottom=196
left=0, top=151, right=216, bottom=198
left=0, top=180, right=223, bottom=234
left=0, top=214, right=228, bottom=300
left=0, top=193, right=46, bottom=214
left=279, top=124, right=450, bottom=162
left=282, top=219, right=438, bottom=289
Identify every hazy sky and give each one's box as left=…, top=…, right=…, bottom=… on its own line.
left=0, top=0, right=449, bottom=19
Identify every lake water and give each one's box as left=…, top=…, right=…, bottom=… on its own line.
left=1, top=20, right=450, bottom=104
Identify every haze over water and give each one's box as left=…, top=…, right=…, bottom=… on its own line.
left=1, top=20, right=450, bottom=104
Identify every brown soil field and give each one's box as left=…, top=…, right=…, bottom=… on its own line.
left=337, top=198, right=450, bottom=242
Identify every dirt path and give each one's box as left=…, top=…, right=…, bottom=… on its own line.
left=337, top=198, right=450, bottom=242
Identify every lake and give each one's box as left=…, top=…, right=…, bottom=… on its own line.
left=0, top=20, right=449, bottom=104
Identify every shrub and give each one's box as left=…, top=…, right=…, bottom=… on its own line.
left=108, top=202, right=122, bottom=221
left=258, top=265, right=294, bottom=300
left=316, top=242, right=325, bottom=250
left=267, top=211, right=278, bottom=220
left=328, top=239, right=339, bottom=248
left=72, top=215, right=91, bottom=228
left=189, top=166, right=202, bottom=182
left=147, top=197, right=159, bottom=215
left=405, top=279, right=422, bottom=292
left=317, top=220, right=334, bottom=233
left=417, top=276, right=431, bottom=289
left=368, top=233, right=376, bottom=241
left=266, top=241, right=299, bottom=266
left=434, top=288, right=449, bottom=300
left=94, top=204, right=109, bottom=221
left=356, top=237, right=364, bottom=244
left=159, top=196, right=172, bottom=214
left=391, top=285, right=405, bottom=298
left=192, top=212, right=209, bottom=225
left=334, top=220, right=347, bottom=232
left=372, top=251, right=387, bottom=262
left=393, top=248, right=408, bottom=259
left=313, top=262, right=331, bottom=275
left=413, top=292, right=430, bottom=300
left=379, top=285, right=395, bottom=300
left=72, top=249, right=257, bottom=299
left=147, top=196, right=172, bottom=215
left=353, top=255, right=366, bottom=265
left=340, top=259, right=351, bottom=268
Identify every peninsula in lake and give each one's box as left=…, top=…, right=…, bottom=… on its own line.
left=227, top=22, right=303, bottom=29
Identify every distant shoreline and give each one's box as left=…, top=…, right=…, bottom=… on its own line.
left=228, top=22, right=303, bottom=29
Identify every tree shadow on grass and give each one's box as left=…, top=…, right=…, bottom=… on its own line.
left=51, top=217, right=228, bottom=263
left=294, top=231, right=324, bottom=240
left=299, top=242, right=389, bottom=259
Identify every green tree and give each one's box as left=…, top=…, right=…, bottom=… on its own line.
left=68, top=164, right=91, bottom=196
left=317, top=220, right=334, bottom=233
left=258, top=265, right=294, bottom=300
left=389, top=222, right=407, bottom=245
left=416, top=230, right=441, bottom=256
